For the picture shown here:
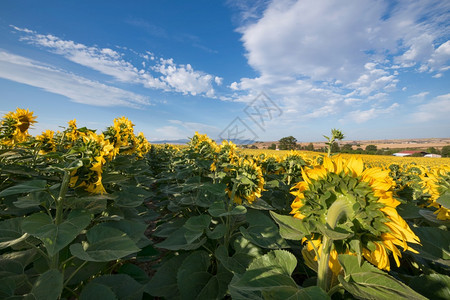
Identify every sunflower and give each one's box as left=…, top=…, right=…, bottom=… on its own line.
left=69, top=132, right=114, bottom=194
left=135, top=132, right=151, bottom=158
left=0, top=108, right=37, bottom=145
left=290, top=155, right=420, bottom=272
left=187, top=132, right=219, bottom=163
left=65, top=119, right=81, bottom=143
left=280, top=150, right=308, bottom=184
left=226, top=158, right=265, bottom=205
left=259, top=154, right=283, bottom=175
left=103, top=116, right=137, bottom=156
left=420, top=165, right=450, bottom=220
left=36, top=129, right=56, bottom=154
left=211, top=140, right=239, bottom=172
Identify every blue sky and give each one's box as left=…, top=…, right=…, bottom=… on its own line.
left=0, top=0, right=449, bottom=142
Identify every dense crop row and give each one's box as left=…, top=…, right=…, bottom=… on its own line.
left=0, top=109, right=449, bottom=299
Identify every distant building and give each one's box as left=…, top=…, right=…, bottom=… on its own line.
left=393, top=151, right=427, bottom=157
left=424, top=153, right=442, bottom=158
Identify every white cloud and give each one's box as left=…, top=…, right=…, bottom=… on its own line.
left=229, top=0, right=449, bottom=126
left=154, top=120, right=219, bottom=140
left=215, top=76, right=223, bottom=85
left=341, top=103, right=399, bottom=124
left=238, top=0, right=390, bottom=83
left=347, top=63, right=398, bottom=96
left=427, top=40, right=450, bottom=73
left=409, top=91, right=429, bottom=103
left=0, top=51, right=149, bottom=107
left=154, top=126, right=187, bottom=140
left=11, top=26, right=221, bottom=97
left=410, top=91, right=429, bottom=99
left=169, top=119, right=219, bottom=133
left=154, top=59, right=216, bottom=96
left=410, top=93, right=450, bottom=122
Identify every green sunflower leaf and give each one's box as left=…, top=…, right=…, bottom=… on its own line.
left=338, top=254, right=427, bottom=300
left=269, top=211, right=310, bottom=240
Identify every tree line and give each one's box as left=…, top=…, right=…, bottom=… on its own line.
left=263, top=136, right=450, bottom=157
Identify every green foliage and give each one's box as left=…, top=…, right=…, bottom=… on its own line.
left=324, top=128, right=345, bottom=156
left=340, top=144, right=353, bottom=153
left=365, top=144, right=377, bottom=153
left=22, top=210, right=91, bottom=257
left=278, top=136, right=297, bottom=150
left=305, top=142, right=315, bottom=151
left=408, top=274, right=450, bottom=300
left=441, top=145, right=450, bottom=157
left=0, top=145, right=153, bottom=298
left=1, top=127, right=448, bottom=299
left=427, top=146, right=440, bottom=154
left=338, top=255, right=427, bottom=300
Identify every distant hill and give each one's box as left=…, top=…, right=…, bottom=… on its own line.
left=150, top=139, right=190, bottom=144
left=150, top=138, right=257, bottom=145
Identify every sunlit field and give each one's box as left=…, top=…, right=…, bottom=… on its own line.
left=1, top=110, right=449, bottom=299
left=240, top=148, right=450, bottom=168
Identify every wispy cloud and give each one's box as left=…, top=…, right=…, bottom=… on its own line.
left=0, top=51, right=149, bottom=107
left=410, top=93, right=450, bottom=122
left=11, top=25, right=221, bottom=97
left=340, top=103, right=399, bottom=124
left=154, top=120, right=219, bottom=140
left=125, top=18, right=169, bottom=39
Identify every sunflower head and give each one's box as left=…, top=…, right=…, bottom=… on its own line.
left=281, top=151, right=308, bottom=183
left=420, top=165, right=450, bottom=220
left=68, top=132, right=112, bottom=194
left=188, top=132, right=219, bottom=161
left=226, top=158, right=265, bottom=204
left=291, top=155, right=420, bottom=271
left=212, top=140, right=239, bottom=171
left=135, top=132, right=151, bottom=158
left=260, top=154, right=283, bottom=175
left=36, top=129, right=56, bottom=154
left=0, top=108, right=37, bottom=146
left=102, top=116, right=137, bottom=156
left=15, top=108, right=37, bottom=133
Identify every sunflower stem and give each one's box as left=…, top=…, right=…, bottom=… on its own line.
left=51, top=170, right=70, bottom=269
left=317, top=196, right=353, bottom=292
left=224, top=182, right=238, bottom=249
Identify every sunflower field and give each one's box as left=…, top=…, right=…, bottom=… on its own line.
left=0, top=108, right=449, bottom=300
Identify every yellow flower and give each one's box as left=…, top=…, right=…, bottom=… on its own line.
left=420, top=166, right=450, bottom=220
left=36, top=129, right=56, bottom=154
left=1, top=108, right=37, bottom=145
left=68, top=132, right=112, bottom=194
left=226, top=158, right=265, bottom=205
left=291, top=155, right=420, bottom=271
left=302, top=237, right=343, bottom=276
left=135, top=132, right=151, bottom=157
left=103, top=116, right=138, bottom=156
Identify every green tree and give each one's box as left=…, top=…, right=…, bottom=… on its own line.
left=441, top=145, right=450, bottom=157
left=331, top=141, right=340, bottom=153
left=341, top=144, right=353, bottom=153
left=411, top=152, right=424, bottom=157
left=279, top=136, right=297, bottom=150
left=305, top=142, right=315, bottom=151
left=268, top=143, right=276, bottom=150
left=365, top=145, right=377, bottom=153
left=427, top=147, right=439, bottom=154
